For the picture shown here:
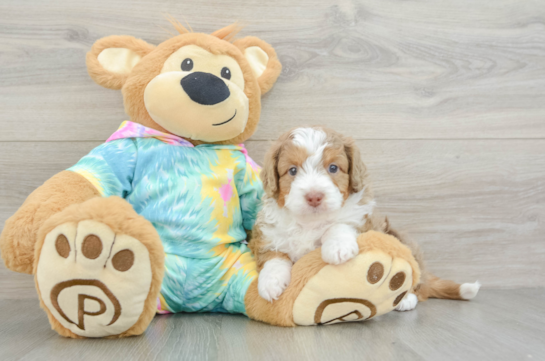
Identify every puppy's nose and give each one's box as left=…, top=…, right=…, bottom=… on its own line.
left=305, top=192, right=324, bottom=207
left=180, top=72, right=230, bottom=105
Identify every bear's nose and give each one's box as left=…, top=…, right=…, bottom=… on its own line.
left=180, top=72, right=230, bottom=105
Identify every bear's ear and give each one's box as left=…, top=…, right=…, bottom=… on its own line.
left=233, top=36, right=282, bottom=95
left=86, top=36, right=155, bottom=90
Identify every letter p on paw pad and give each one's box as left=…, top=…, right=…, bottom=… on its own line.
left=36, top=220, right=154, bottom=338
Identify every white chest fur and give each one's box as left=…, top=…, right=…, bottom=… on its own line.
left=258, top=191, right=375, bottom=263
left=262, top=219, right=332, bottom=262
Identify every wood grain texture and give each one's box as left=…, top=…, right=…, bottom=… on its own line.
left=1, top=139, right=544, bottom=298
left=0, top=0, right=544, bottom=299
left=1, top=289, right=544, bottom=360
left=0, top=0, right=544, bottom=141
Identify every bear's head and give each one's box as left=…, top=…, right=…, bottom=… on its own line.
left=86, top=21, right=281, bottom=145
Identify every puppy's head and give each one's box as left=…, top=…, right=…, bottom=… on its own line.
left=261, top=127, right=367, bottom=217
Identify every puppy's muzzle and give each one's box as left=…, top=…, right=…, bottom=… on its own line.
left=305, top=191, right=324, bottom=208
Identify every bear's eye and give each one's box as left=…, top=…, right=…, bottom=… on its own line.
left=328, top=164, right=338, bottom=174
left=181, top=58, right=193, bottom=71
left=221, top=67, right=231, bottom=80
left=288, top=167, right=297, bottom=176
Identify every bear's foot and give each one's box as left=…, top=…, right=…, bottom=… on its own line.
left=293, top=248, right=415, bottom=325
left=245, top=231, right=420, bottom=326
left=34, top=197, right=164, bottom=338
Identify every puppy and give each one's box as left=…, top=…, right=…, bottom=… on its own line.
left=249, top=127, right=480, bottom=309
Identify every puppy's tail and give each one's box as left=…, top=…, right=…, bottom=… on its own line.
left=414, top=272, right=481, bottom=301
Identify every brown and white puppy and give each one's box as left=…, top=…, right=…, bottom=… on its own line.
left=250, top=126, right=480, bottom=309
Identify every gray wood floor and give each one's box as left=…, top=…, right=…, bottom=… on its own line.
left=1, top=289, right=543, bottom=361
left=1, top=0, right=545, bottom=296
left=1, top=0, right=545, bottom=359
left=0, top=0, right=545, bottom=299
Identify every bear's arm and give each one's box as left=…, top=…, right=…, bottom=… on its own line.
left=67, top=139, right=137, bottom=198
left=0, top=139, right=137, bottom=274
left=0, top=171, right=99, bottom=274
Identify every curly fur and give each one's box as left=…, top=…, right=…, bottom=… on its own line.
left=254, top=126, right=469, bottom=305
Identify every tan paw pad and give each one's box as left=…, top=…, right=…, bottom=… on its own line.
left=36, top=220, right=152, bottom=337
left=293, top=251, right=413, bottom=326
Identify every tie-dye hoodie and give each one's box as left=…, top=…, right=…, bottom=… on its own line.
left=68, top=121, right=261, bottom=315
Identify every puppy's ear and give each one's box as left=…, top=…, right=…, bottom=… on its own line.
left=344, top=136, right=367, bottom=193
left=86, top=36, right=155, bottom=90
left=260, top=140, right=282, bottom=198
left=233, top=36, right=282, bottom=95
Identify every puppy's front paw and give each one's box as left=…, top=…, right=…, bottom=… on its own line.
left=258, top=259, right=292, bottom=302
left=321, top=237, right=359, bottom=265
left=395, top=293, right=418, bottom=311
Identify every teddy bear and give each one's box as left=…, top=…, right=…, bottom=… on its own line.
left=0, top=19, right=420, bottom=338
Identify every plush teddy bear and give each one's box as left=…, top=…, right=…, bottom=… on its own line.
left=0, top=20, right=420, bottom=338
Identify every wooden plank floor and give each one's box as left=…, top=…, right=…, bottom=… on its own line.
left=1, top=289, right=544, bottom=361
left=2, top=139, right=545, bottom=298
left=2, top=0, right=545, bottom=297
left=1, top=0, right=545, bottom=142
left=0, top=0, right=545, bottom=358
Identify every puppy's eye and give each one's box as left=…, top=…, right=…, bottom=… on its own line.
left=181, top=58, right=193, bottom=71
left=288, top=167, right=297, bottom=176
left=221, top=67, right=231, bottom=80
left=328, top=164, right=339, bottom=174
